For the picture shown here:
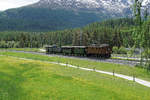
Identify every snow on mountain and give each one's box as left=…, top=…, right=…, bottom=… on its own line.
left=34, top=0, right=132, bottom=9
left=26, top=0, right=150, bottom=18
left=142, top=0, right=150, bottom=6
left=31, top=0, right=136, bottom=15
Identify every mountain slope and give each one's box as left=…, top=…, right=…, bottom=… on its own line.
left=0, top=0, right=149, bottom=31
left=0, top=7, right=110, bottom=31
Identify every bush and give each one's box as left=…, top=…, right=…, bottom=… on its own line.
left=119, top=46, right=127, bottom=54
left=143, top=49, right=150, bottom=58
left=112, top=46, right=127, bottom=54
left=0, top=41, right=19, bottom=48
left=112, top=46, right=119, bottom=54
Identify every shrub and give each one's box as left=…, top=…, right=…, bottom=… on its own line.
left=0, top=41, right=19, bottom=48
left=143, top=49, right=150, bottom=58
left=112, top=46, right=127, bottom=54
left=119, top=46, right=127, bottom=54
left=112, top=46, right=119, bottom=54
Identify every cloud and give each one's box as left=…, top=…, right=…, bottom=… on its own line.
left=0, top=0, right=39, bottom=11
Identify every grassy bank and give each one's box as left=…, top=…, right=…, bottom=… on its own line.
left=0, top=55, right=150, bottom=100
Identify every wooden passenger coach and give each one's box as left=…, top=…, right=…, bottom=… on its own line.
left=86, top=44, right=112, bottom=57
left=46, top=44, right=112, bottom=58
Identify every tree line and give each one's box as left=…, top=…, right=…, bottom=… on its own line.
left=0, top=18, right=136, bottom=48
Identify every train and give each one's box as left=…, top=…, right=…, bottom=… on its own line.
left=45, top=44, right=112, bottom=58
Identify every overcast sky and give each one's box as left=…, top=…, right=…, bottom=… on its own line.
left=0, top=0, right=40, bottom=11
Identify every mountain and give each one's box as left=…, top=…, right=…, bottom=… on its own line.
left=0, top=7, right=107, bottom=31
left=32, top=0, right=133, bottom=16
left=0, top=0, right=149, bottom=31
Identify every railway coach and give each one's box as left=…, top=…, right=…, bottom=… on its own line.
left=86, top=44, right=112, bottom=58
left=46, top=44, right=112, bottom=58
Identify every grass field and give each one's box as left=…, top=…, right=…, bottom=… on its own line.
left=0, top=51, right=150, bottom=82
left=0, top=55, right=150, bottom=100
left=0, top=48, right=45, bottom=53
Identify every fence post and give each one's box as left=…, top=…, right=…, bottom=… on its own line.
left=133, top=74, right=135, bottom=82
left=77, top=65, right=79, bottom=69
left=113, top=69, right=115, bottom=76
left=93, top=67, right=96, bottom=71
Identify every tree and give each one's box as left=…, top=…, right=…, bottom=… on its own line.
left=144, top=7, right=148, bottom=21
left=133, top=0, right=150, bottom=69
left=133, top=0, right=143, bottom=26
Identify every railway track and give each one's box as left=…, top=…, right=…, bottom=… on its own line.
left=3, top=50, right=141, bottom=66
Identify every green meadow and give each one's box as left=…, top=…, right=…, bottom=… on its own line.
left=0, top=55, right=150, bottom=100
left=0, top=51, right=150, bottom=82
left=0, top=48, right=44, bottom=53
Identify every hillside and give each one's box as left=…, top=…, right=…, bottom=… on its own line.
left=0, top=0, right=135, bottom=31
left=0, top=0, right=149, bottom=31
left=0, top=7, right=108, bottom=31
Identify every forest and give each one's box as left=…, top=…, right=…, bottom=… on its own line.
left=0, top=18, right=137, bottom=48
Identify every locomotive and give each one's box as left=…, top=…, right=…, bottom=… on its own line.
left=46, top=44, right=112, bottom=58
